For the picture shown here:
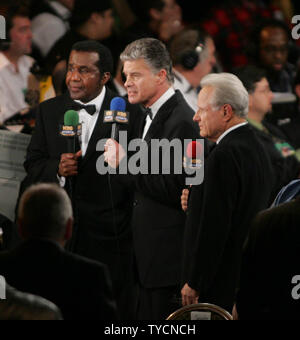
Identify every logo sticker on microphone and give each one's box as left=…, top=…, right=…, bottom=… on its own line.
left=60, top=124, right=82, bottom=137
left=104, top=111, right=114, bottom=123
left=104, top=111, right=129, bottom=124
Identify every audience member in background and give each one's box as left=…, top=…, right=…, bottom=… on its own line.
left=30, top=0, right=74, bottom=66
left=181, top=73, right=273, bottom=312
left=0, top=4, right=34, bottom=124
left=45, top=0, right=114, bottom=93
left=0, top=183, right=118, bottom=320
left=124, top=0, right=184, bottom=44
left=235, top=65, right=300, bottom=201
left=250, top=19, right=300, bottom=148
left=196, top=0, right=277, bottom=71
left=0, top=283, right=63, bottom=320
left=169, top=29, right=217, bottom=112
left=235, top=198, right=300, bottom=320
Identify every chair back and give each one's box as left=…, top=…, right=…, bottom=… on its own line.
left=166, top=303, right=233, bottom=321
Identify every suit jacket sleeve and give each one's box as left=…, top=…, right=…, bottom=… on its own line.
left=187, top=149, right=239, bottom=294
left=23, top=105, right=60, bottom=185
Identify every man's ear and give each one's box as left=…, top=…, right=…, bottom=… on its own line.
left=156, top=69, right=167, bottom=85
left=223, top=104, right=234, bottom=121
left=101, top=72, right=111, bottom=85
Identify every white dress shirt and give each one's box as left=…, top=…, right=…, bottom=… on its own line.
left=0, top=53, right=34, bottom=124
left=173, top=69, right=199, bottom=113
left=32, top=0, right=71, bottom=57
left=142, top=87, right=175, bottom=140
left=59, top=87, right=106, bottom=187
left=216, top=122, right=248, bottom=144
left=75, top=87, right=106, bottom=156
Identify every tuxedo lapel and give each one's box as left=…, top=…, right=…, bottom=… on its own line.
left=143, top=92, right=177, bottom=144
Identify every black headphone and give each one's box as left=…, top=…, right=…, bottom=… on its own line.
left=180, top=37, right=206, bottom=70
left=0, top=15, right=11, bottom=51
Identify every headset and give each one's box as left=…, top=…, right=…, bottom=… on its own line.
left=179, top=32, right=206, bottom=70
left=0, top=13, right=12, bottom=51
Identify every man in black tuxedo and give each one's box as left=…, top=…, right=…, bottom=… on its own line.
left=105, top=38, right=199, bottom=320
left=0, top=183, right=117, bottom=320
left=181, top=73, right=274, bottom=312
left=20, top=40, right=142, bottom=319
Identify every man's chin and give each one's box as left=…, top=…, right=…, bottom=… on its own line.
left=69, top=91, right=84, bottom=101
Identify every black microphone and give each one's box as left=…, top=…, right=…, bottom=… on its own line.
left=60, top=110, right=81, bottom=153
left=103, top=97, right=129, bottom=141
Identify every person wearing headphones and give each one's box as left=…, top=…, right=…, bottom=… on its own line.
left=169, top=29, right=217, bottom=112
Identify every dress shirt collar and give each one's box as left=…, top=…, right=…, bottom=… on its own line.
left=173, top=69, right=194, bottom=94
left=0, top=52, right=9, bottom=69
left=0, top=52, right=32, bottom=73
left=216, top=122, right=248, bottom=144
left=74, top=86, right=106, bottom=115
left=148, top=87, right=175, bottom=121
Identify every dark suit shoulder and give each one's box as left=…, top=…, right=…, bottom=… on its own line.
left=161, top=91, right=198, bottom=136
left=39, top=93, right=70, bottom=110
left=218, top=125, right=262, bottom=149
left=62, top=249, right=108, bottom=274
left=170, top=90, right=195, bottom=121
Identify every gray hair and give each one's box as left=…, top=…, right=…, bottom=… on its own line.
left=200, top=73, right=249, bottom=118
left=18, top=183, right=73, bottom=240
left=120, top=38, right=174, bottom=84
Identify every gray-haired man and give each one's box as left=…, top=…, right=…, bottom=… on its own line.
left=105, top=38, right=199, bottom=320
left=181, top=73, right=274, bottom=312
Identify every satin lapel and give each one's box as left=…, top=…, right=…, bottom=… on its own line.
left=80, top=91, right=114, bottom=168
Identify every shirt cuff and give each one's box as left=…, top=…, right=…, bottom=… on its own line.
left=57, top=174, right=66, bottom=188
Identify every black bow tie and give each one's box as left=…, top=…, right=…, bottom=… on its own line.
left=70, top=102, right=97, bottom=116
left=145, top=107, right=153, bottom=120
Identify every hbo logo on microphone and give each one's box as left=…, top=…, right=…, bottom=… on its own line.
left=0, top=275, right=6, bottom=300
left=0, top=16, right=6, bottom=40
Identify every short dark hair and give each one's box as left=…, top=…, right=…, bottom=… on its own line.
left=6, top=1, right=30, bottom=33
left=18, top=184, right=73, bottom=241
left=71, top=40, right=114, bottom=76
left=70, top=0, right=112, bottom=29
left=233, top=65, right=267, bottom=94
